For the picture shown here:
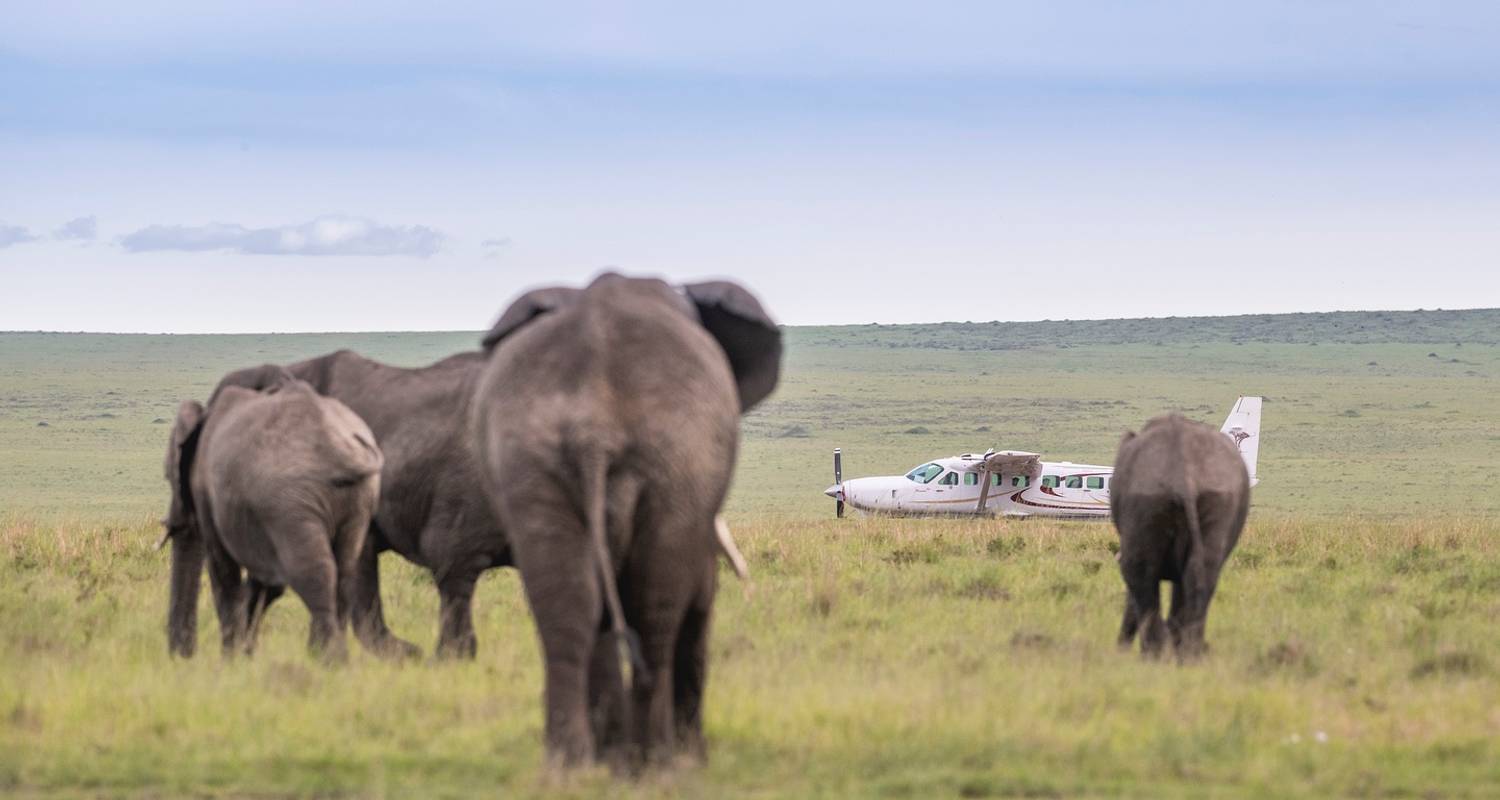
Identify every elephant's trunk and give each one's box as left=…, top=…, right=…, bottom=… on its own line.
left=167, top=527, right=204, bottom=658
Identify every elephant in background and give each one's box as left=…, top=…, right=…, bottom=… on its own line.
left=471, top=273, right=778, bottom=768
left=163, top=375, right=382, bottom=662
left=210, top=348, right=509, bottom=660
left=1111, top=412, right=1250, bottom=661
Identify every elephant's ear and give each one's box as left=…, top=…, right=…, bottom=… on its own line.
left=164, top=400, right=205, bottom=531
left=481, top=287, right=582, bottom=350
left=683, top=281, right=782, bottom=413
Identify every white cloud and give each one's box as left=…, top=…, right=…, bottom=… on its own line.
left=118, top=215, right=445, bottom=257
left=0, top=222, right=40, bottom=249
left=54, top=216, right=98, bottom=241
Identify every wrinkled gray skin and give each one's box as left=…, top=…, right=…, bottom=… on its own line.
left=210, top=349, right=506, bottom=660
left=471, top=273, right=781, bottom=768
left=164, top=377, right=382, bottom=662
left=1111, top=413, right=1250, bottom=661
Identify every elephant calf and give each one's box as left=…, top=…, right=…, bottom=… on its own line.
left=162, top=375, right=383, bottom=662
left=1111, top=413, right=1249, bottom=661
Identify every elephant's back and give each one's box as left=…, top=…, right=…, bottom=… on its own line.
left=599, top=299, right=740, bottom=507
left=1114, top=415, right=1248, bottom=512
left=204, top=387, right=380, bottom=494
left=474, top=285, right=739, bottom=497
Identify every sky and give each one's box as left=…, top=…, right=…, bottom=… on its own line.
left=2, top=2, right=1499, bottom=333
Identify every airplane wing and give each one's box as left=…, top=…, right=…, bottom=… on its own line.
left=969, top=450, right=1043, bottom=514
left=975, top=450, right=1043, bottom=479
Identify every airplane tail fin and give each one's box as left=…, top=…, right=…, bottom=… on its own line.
left=1220, top=396, right=1262, bottom=487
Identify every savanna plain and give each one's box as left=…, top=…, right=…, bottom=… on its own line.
left=3, top=308, right=1499, bottom=798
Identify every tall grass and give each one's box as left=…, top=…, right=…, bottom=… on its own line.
left=4, top=514, right=1498, bottom=797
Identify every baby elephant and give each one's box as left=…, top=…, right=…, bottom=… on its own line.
left=1111, top=413, right=1249, bottom=661
left=161, top=375, right=382, bottom=662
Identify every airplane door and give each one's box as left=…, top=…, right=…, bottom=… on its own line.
left=931, top=471, right=960, bottom=503
left=962, top=471, right=984, bottom=511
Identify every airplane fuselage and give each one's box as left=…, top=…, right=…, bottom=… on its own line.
left=832, top=454, right=1113, bottom=519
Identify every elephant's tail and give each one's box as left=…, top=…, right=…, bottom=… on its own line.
left=1180, top=441, right=1203, bottom=550
left=581, top=451, right=646, bottom=688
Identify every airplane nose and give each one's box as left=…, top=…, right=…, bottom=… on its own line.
left=824, top=484, right=842, bottom=499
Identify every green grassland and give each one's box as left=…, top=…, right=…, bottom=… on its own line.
left=2, top=309, right=1499, bottom=797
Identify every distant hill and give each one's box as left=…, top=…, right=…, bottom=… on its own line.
left=791, top=307, right=1500, bottom=350
left=5, top=307, right=1498, bottom=352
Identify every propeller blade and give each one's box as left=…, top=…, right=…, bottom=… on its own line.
left=834, top=448, right=844, bottom=518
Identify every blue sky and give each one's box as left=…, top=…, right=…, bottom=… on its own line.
left=2, top=1, right=1498, bottom=332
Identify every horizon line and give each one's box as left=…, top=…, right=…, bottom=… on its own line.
left=1, top=305, right=1495, bottom=337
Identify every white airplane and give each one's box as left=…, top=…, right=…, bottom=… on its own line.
left=824, top=397, right=1262, bottom=519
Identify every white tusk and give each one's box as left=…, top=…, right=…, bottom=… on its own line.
left=155, top=531, right=171, bottom=551
left=714, top=516, right=749, bottom=580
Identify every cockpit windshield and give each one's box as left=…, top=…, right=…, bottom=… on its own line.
left=905, top=463, right=945, bottom=483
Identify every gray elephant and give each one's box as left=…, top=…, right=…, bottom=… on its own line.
left=1111, top=413, right=1249, bottom=661
left=210, top=349, right=508, bottom=660
left=163, top=376, right=382, bottom=662
left=471, top=273, right=779, bottom=767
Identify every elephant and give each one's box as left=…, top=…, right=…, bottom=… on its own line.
left=470, top=272, right=779, bottom=768
left=1111, top=412, right=1250, bottom=661
left=163, top=375, right=382, bottom=662
left=209, top=348, right=509, bottom=660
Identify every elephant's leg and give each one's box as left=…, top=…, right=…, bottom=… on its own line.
left=1174, top=553, right=1223, bottom=662
left=1165, top=577, right=1188, bottom=654
left=588, top=620, right=629, bottom=767
left=331, top=513, right=371, bottom=637
left=1118, top=545, right=1165, bottom=657
left=623, top=554, right=701, bottom=766
left=279, top=524, right=345, bottom=663
left=203, top=539, right=247, bottom=656
left=1124, top=575, right=1165, bottom=659
left=1117, top=590, right=1142, bottom=649
left=672, top=581, right=714, bottom=764
left=241, top=580, right=285, bottom=656
left=350, top=532, right=421, bottom=660
left=514, top=519, right=602, bottom=767
left=435, top=569, right=480, bottom=660
left=627, top=627, right=676, bottom=767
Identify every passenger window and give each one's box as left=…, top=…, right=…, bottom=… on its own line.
left=1064, top=476, right=1083, bottom=489
left=1086, top=476, right=1105, bottom=490
left=1041, top=475, right=1058, bottom=488
left=990, top=473, right=1002, bottom=487
left=964, top=473, right=979, bottom=486
left=1013, top=476, right=1030, bottom=488
left=939, top=472, right=959, bottom=486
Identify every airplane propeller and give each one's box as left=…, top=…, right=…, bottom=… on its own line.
left=832, top=448, right=844, bottom=518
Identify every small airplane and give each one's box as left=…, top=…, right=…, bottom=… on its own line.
left=824, top=396, right=1262, bottom=519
